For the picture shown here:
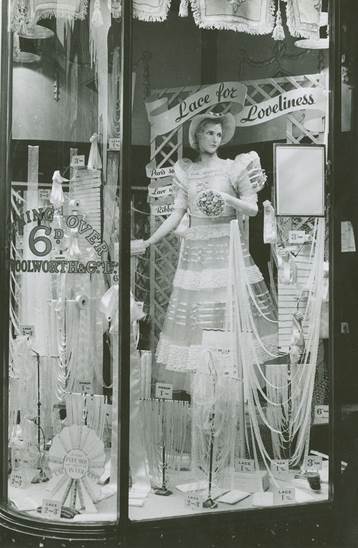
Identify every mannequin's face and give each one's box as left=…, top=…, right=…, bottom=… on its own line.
left=197, top=122, right=223, bottom=155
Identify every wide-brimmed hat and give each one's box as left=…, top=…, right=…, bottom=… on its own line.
left=189, top=111, right=236, bottom=150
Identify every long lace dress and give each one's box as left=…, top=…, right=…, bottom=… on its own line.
left=156, top=152, right=277, bottom=375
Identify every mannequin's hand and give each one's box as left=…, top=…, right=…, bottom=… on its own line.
left=131, top=239, right=148, bottom=255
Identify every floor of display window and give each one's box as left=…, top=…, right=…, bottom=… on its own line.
left=8, top=466, right=329, bottom=522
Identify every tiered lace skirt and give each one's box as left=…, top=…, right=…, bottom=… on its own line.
left=156, top=219, right=277, bottom=372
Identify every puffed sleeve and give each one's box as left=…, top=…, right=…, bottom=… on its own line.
left=172, top=158, right=191, bottom=210
left=229, top=151, right=266, bottom=205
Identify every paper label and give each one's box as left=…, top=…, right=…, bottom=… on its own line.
left=20, top=325, right=35, bottom=338
left=71, top=155, right=85, bottom=168
left=185, top=491, right=203, bottom=509
left=236, top=458, right=256, bottom=473
left=288, top=230, right=306, bottom=244
left=10, top=471, right=26, bottom=489
left=41, top=498, right=62, bottom=519
left=274, top=487, right=295, bottom=504
left=314, top=405, right=329, bottom=424
left=271, top=459, right=289, bottom=476
left=155, top=382, right=173, bottom=400
left=109, top=138, right=121, bottom=151
left=79, top=380, right=92, bottom=394
left=305, top=455, right=323, bottom=471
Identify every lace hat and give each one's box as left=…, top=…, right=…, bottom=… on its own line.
left=189, top=111, right=236, bottom=150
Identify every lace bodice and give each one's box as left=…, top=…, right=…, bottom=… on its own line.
left=173, top=152, right=263, bottom=219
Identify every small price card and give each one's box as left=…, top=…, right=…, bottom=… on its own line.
left=274, top=487, right=295, bottom=505
left=305, top=455, right=323, bottom=472
left=271, top=459, right=289, bottom=477
left=71, top=155, right=85, bottom=168
left=10, top=470, right=26, bottom=489
left=155, top=382, right=173, bottom=400
left=185, top=491, right=203, bottom=509
left=314, top=405, right=329, bottom=425
left=20, top=325, right=35, bottom=338
left=109, top=138, right=121, bottom=151
left=288, top=230, right=306, bottom=244
left=79, top=380, right=92, bottom=394
left=41, top=499, right=62, bottom=519
left=236, top=458, right=255, bottom=473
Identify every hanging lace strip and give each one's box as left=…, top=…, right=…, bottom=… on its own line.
left=285, top=0, right=322, bottom=40
left=226, top=219, right=325, bottom=471
left=191, top=350, right=239, bottom=488
left=31, top=0, right=88, bottom=25
left=89, top=0, right=111, bottom=178
left=141, top=399, right=191, bottom=485
left=133, top=0, right=172, bottom=22
left=190, top=0, right=275, bottom=34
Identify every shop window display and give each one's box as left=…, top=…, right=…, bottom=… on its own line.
left=4, top=0, right=332, bottom=531
left=130, top=1, right=330, bottom=520
left=8, top=0, right=121, bottom=523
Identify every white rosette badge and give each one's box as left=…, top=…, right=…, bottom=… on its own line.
left=47, top=425, right=105, bottom=513
left=196, top=189, right=225, bottom=217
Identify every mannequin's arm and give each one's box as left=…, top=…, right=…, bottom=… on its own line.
left=220, top=192, right=258, bottom=217
left=145, top=208, right=186, bottom=247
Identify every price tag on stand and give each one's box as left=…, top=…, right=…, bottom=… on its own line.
left=314, top=405, right=329, bottom=424
left=305, top=455, right=323, bottom=472
left=288, top=230, right=306, bottom=244
left=71, top=155, right=85, bottom=168
left=10, top=471, right=26, bottom=489
left=41, top=499, right=62, bottom=519
left=109, top=138, right=121, bottom=151
left=20, top=325, right=35, bottom=338
left=236, top=458, right=255, bottom=473
left=185, top=491, right=203, bottom=509
left=274, top=487, right=295, bottom=505
left=155, top=382, right=173, bottom=400
left=79, top=380, right=92, bottom=394
left=271, top=459, right=289, bottom=477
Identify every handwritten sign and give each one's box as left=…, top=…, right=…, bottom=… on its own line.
left=20, top=325, right=35, bottom=338
left=289, top=230, right=306, bottom=244
left=314, top=405, right=329, bottom=425
left=305, top=455, right=323, bottom=472
left=274, top=487, right=295, bottom=505
left=271, top=459, right=289, bottom=477
left=71, top=155, right=85, bottom=168
left=10, top=470, right=26, bottom=489
left=109, top=138, right=121, bottom=151
left=236, top=459, right=255, bottom=473
left=41, top=499, right=62, bottom=519
left=155, top=382, right=173, bottom=400
left=79, top=381, right=92, bottom=394
left=185, top=491, right=203, bottom=509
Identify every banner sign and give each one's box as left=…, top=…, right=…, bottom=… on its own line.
left=148, top=185, right=173, bottom=200
left=147, top=82, right=247, bottom=137
left=146, top=83, right=325, bottom=137
left=237, top=87, right=325, bottom=127
left=146, top=162, right=175, bottom=179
